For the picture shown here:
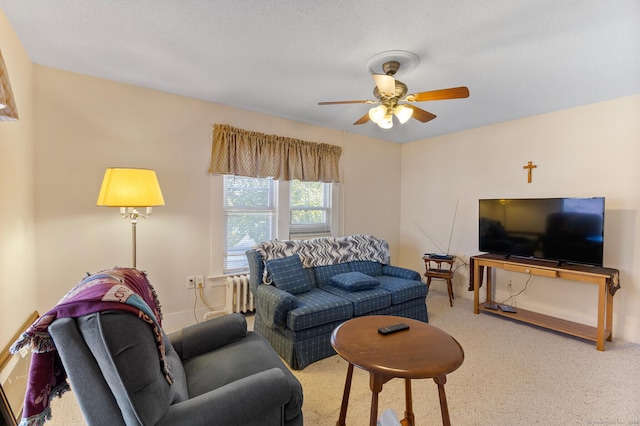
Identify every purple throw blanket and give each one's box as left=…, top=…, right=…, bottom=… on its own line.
left=10, top=268, right=172, bottom=426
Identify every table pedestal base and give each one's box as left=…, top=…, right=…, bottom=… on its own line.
left=336, top=363, right=452, bottom=426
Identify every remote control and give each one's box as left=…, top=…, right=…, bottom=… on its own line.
left=498, top=304, right=517, bottom=313
left=378, top=323, right=410, bottom=335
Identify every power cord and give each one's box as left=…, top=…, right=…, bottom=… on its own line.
left=500, top=274, right=532, bottom=305
left=192, top=282, right=217, bottom=323
left=192, top=285, right=199, bottom=323
left=199, top=287, right=216, bottom=311
left=453, top=256, right=469, bottom=275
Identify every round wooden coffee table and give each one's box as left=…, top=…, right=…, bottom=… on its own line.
left=331, top=315, right=464, bottom=426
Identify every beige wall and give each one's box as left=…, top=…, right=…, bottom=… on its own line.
left=0, top=10, right=36, bottom=347
left=399, top=94, right=640, bottom=343
left=33, top=66, right=401, bottom=330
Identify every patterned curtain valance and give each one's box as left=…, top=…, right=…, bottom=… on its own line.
left=208, top=124, right=342, bottom=183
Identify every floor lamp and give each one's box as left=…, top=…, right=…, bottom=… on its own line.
left=97, top=168, right=165, bottom=268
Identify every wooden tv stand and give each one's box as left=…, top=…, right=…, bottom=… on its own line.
left=471, top=253, right=620, bottom=351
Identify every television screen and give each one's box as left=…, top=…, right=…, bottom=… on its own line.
left=479, top=197, right=605, bottom=266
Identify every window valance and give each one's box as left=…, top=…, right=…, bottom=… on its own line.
left=208, top=124, right=342, bottom=183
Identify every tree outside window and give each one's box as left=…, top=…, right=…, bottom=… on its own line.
left=223, top=176, right=333, bottom=273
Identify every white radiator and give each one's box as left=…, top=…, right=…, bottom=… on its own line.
left=225, top=274, right=254, bottom=314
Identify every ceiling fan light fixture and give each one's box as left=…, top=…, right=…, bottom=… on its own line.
left=319, top=52, right=468, bottom=130
left=368, top=105, right=386, bottom=124
left=394, top=104, right=413, bottom=124
left=378, top=115, right=393, bottom=129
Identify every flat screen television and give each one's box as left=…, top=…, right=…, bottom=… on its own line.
left=479, top=197, right=605, bottom=266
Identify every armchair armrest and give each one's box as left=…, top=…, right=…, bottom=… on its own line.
left=255, top=284, right=298, bottom=328
left=382, top=265, right=421, bottom=281
left=168, top=313, right=247, bottom=360
left=159, top=368, right=290, bottom=426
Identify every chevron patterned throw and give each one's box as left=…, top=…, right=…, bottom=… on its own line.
left=254, top=235, right=390, bottom=283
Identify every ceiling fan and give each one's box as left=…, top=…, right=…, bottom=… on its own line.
left=318, top=60, right=469, bottom=129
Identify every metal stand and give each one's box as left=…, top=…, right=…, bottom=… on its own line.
left=131, top=217, right=137, bottom=268
left=120, top=207, right=152, bottom=269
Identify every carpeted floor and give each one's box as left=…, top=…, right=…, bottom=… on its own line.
left=48, top=290, right=640, bottom=425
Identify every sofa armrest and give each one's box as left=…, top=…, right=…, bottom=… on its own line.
left=168, top=313, right=247, bottom=360
left=246, top=249, right=265, bottom=295
left=255, top=284, right=298, bottom=328
left=159, top=368, right=290, bottom=426
left=382, top=265, right=421, bottom=281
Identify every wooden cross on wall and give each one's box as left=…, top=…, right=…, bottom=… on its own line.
left=523, top=161, right=537, bottom=183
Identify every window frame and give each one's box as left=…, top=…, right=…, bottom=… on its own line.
left=221, top=176, right=339, bottom=274
left=222, top=176, right=278, bottom=274
left=288, top=180, right=333, bottom=239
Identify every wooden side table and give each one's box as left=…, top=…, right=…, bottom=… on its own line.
left=423, top=255, right=456, bottom=307
left=331, top=315, right=464, bottom=426
left=472, top=253, right=619, bottom=351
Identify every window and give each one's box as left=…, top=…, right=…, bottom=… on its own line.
left=223, top=176, right=277, bottom=273
left=223, top=176, right=337, bottom=273
left=289, top=180, right=332, bottom=239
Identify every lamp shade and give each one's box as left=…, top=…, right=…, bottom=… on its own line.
left=378, top=115, right=393, bottom=129
left=368, top=105, right=386, bottom=124
left=97, top=168, right=165, bottom=207
left=394, top=104, right=413, bottom=124
left=0, top=49, right=19, bottom=121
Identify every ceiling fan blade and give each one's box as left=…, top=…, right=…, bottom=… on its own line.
left=318, top=100, right=376, bottom=105
left=372, top=74, right=396, bottom=97
left=406, top=86, right=470, bottom=102
left=406, top=105, right=437, bottom=123
left=353, top=112, right=371, bottom=125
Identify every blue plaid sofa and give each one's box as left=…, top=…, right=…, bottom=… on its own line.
left=246, top=235, right=428, bottom=369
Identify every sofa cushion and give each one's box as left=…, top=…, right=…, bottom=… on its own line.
left=313, top=263, right=350, bottom=287
left=376, top=276, right=428, bottom=304
left=349, top=260, right=383, bottom=277
left=287, top=288, right=353, bottom=331
left=390, top=298, right=429, bottom=322
left=330, top=271, right=380, bottom=291
left=266, top=254, right=314, bottom=295
left=280, top=319, right=344, bottom=341
left=321, top=285, right=391, bottom=316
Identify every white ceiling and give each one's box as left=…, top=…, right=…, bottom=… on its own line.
left=1, top=1, right=639, bottom=143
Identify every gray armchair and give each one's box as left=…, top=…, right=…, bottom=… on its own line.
left=49, top=311, right=303, bottom=426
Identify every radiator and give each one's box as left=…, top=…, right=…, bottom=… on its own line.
left=225, top=274, right=255, bottom=314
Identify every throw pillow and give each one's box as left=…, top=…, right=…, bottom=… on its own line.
left=330, top=271, right=380, bottom=291
left=266, top=254, right=314, bottom=295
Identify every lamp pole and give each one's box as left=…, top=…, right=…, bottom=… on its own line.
left=131, top=212, right=138, bottom=268
left=121, top=208, right=148, bottom=269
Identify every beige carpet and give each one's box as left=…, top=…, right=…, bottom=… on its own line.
left=48, top=291, right=640, bottom=425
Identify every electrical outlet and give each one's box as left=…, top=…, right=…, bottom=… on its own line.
left=186, top=276, right=195, bottom=289
left=195, top=275, right=205, bottom=289
left=508, top=280, right=513, bottom=291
